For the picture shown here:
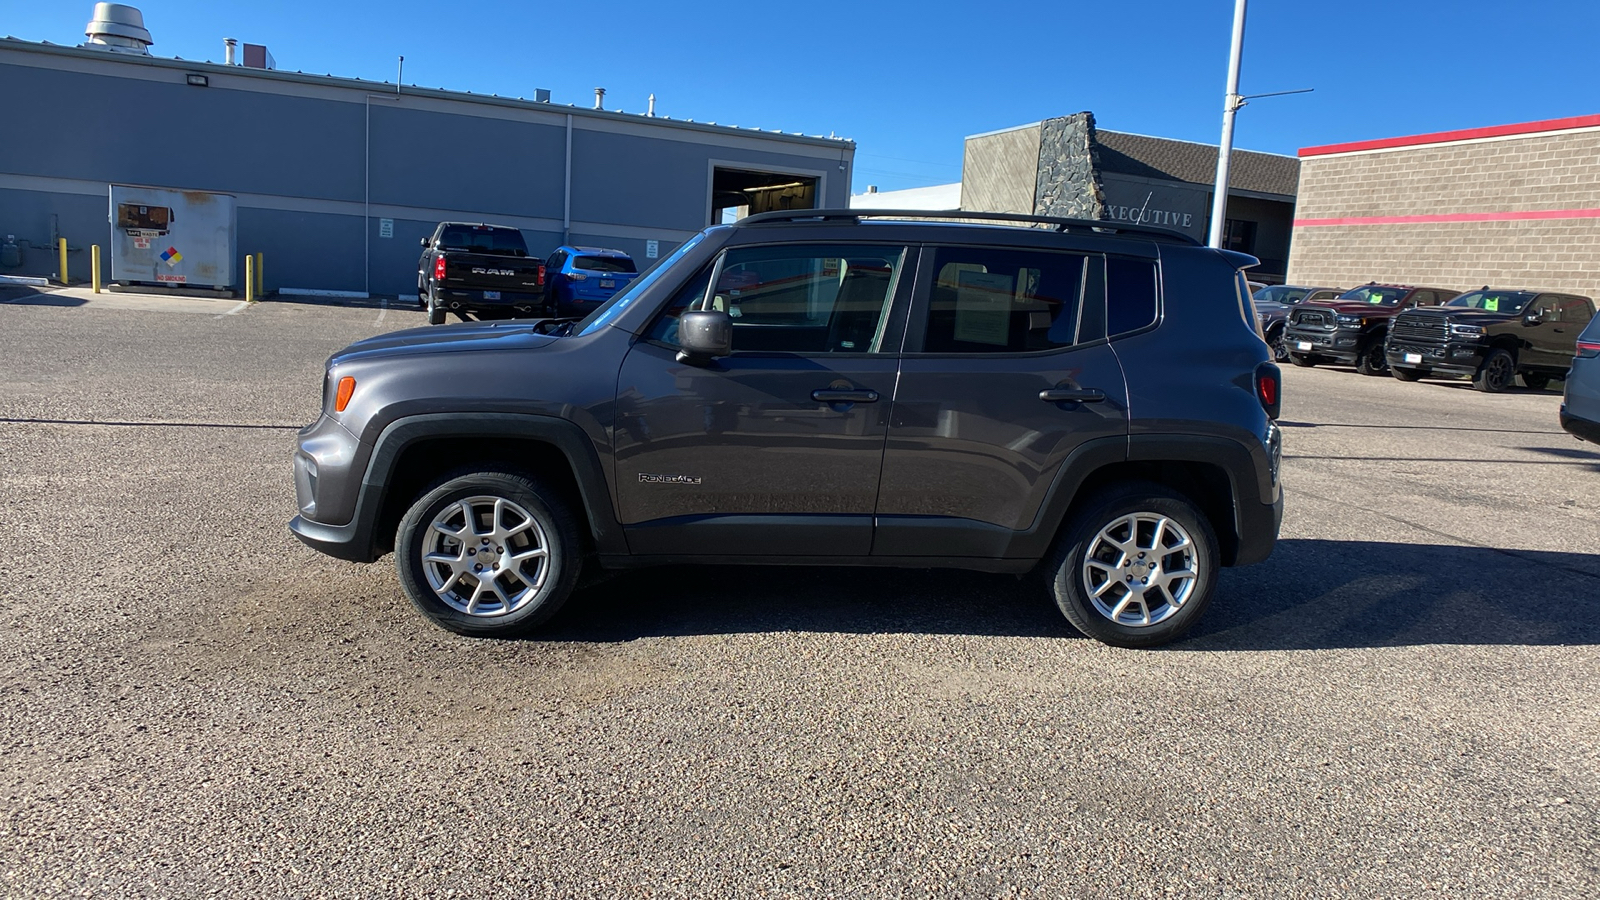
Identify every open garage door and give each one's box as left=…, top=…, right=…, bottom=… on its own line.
left=712, top=167, right=818, bottom=224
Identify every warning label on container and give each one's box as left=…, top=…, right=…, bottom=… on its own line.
left=155, top=273, right=187, bottom=284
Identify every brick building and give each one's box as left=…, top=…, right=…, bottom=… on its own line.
left=1288, top=114, right=1600, bottom=297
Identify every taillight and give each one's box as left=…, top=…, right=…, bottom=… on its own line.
left=1255, top=363, right=1282, bottom=419
left=1577, top=340, right=1600, bottom=359
left=434, top=255, right=446, bottom=281
left=537, top=263, right=545, bottom=287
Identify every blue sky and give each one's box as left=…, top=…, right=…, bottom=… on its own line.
left=8, top=1, right=1599, bottom=192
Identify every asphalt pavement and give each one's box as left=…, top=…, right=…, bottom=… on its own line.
left=1, top=286, right=1596, bottom=898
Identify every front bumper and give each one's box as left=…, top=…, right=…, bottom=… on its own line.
left=1284, top=325, right=1362, bottom=362
left=1385, top=339, right=1487, bottom=375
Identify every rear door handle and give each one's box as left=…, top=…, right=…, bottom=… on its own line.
left=1039, top=388, right=1107, bottom=403
left=812, top=389, right=880, bottom=403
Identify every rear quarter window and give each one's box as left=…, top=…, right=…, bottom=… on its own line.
left=1107, top=257, right=1158, bottom=335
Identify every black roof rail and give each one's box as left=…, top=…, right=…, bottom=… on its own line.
left=734, top=208, right=1201, bottom=245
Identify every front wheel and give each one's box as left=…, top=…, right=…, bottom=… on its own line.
left=1473, top=348, right=1515, bottom=393
left=1354, top=340, right=1389, bottom=376
left=1521, top=372, right=1551, bottom=391
left=1266, top=326, right=1289, bottom=363
left=395, top=470, right=583, bottom=637
left=1045, top=483, right=1220, bottom=648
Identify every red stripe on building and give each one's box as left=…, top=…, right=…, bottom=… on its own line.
left=1294, top=208, right=1600, bottom=227
left=1298, top=113, right=1600, bottom=158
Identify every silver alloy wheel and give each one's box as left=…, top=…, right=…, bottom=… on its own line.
left=1081, top=512, right=1199, bottom=627
left=421, top=495, right=551, bottom=617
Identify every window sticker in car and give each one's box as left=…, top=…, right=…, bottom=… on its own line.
left=954, top=270, right=1014, bottom=346
left=1485, top=297, right=1499, bottom=311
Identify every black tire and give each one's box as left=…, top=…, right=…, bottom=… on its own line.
left=1266, top=326, right=1289, bottom=363
left=1354, top=339, right=1388, bottom=376
left=1288, top=353, right=1316, bottom=368
left=1473, top=348, right=1515, bottom=393
left=1521, top=372, right=1551, bottom=391
left=395, top=470, right=583, bottom=637
left=1045, top=482, right=1220, bottom=648
left=426, top=287, right=446, bottom=326
left=1390, top=366, right=1424, bottom=382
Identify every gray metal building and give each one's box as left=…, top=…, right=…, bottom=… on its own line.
left=0, top=29, right=854, bottom=296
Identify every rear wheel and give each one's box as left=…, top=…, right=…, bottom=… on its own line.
left=395, top=470, right=582, bottom=637
left=1390, top=366, right=1424, bottom=382
left=1045, top=483, right=1219, bottom=648
left=426, top=287, right=445, bottom=326
left=1354, top=339, right=1389, bottom=376
left=1288, top=353, right=1316, bottom=368
left=1473, top=348, right=1515, bottom=393
left=1521, top=372, right=1551, bottom=391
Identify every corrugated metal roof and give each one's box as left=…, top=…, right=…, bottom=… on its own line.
left=0, top=37, right=854, bottom=151
left=1095, top=130, right=1299, bottom=197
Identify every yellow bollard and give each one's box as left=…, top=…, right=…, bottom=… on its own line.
left=57, top=237, right=68, bottom=285
left=255, top=252, right=264, bottom=296
left=245, top=253, right=254, bottom=303
left=92, top=245, right=101, bottom=293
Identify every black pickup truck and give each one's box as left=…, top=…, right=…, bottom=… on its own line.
left=417, top=223, right=546, bottom=325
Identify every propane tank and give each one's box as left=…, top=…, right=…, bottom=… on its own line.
left=0, top=235, right=22, bottom=268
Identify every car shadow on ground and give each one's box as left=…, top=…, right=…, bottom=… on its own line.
left=258, top=293, right=402, bottom=311
left=542, top=538, right=1600, bottom=650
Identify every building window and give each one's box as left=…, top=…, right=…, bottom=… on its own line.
left=1223, top=218, right=1257, bottom=255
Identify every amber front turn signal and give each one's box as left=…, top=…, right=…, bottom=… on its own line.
left=334, top=376, right=356, bottom=412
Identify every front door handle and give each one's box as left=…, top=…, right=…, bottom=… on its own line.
left=1039, top=387, right=1107, bottom=403
left=812, top=389, right=880, bottom=403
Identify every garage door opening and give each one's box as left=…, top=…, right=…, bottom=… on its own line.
left=712, top=167, right=818, bottom=224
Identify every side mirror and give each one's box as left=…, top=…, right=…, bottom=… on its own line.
left=675, top=310, right=732, bottom=363
left=420, top=237, right=431, bottom=248
left=1523, top=312, right=1542, bottom=325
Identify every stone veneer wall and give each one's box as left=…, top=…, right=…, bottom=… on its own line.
left=1034, top=113, right=1107, bottom=220
left=1287, top=128, right=1600, bottom=297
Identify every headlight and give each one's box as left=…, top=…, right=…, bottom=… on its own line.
left=1450, top=324, right=1487, bottom=337
left=1335, top=314, right=1363, bottom=326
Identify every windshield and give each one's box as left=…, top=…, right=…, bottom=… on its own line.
left=438, top=226, right=528, bottom=257
left=1337, top=285, right=1409, bottom=306
left=575, top=233, right=706, bottom=337
left=1254, top=286, right=1311, bottom=304
left=575, top=256, right=636, bottom=274
left=1446, top=290, right=1537, bottom=314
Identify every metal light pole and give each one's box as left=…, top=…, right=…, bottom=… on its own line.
left=1208, top=0, right=1248, bottom=249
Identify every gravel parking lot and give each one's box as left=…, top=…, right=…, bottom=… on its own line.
left=2, top=286, right=1597, bottom=898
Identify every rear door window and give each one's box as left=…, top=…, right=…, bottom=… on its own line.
left=913, top=246, right=1094, bottom=353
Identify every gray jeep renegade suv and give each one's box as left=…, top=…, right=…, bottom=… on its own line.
left=290, top=210, right=1283, bottom=648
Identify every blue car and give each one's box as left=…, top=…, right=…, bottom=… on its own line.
left=543, top=246, right=639, bottom=317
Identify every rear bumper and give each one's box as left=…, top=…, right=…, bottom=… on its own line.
left=1561, top=407, right=1600, bottom=443
left=436, top=287, right=544, bottom=310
